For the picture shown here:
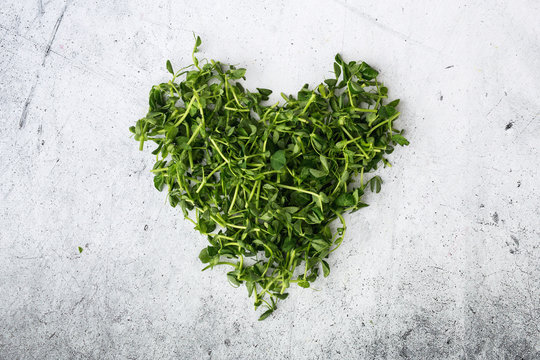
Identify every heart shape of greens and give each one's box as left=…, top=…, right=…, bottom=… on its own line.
left=130, top=36, right=409, bottom=320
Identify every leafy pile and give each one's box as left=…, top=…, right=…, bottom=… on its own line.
left=130, top=37, right=408, bottom=320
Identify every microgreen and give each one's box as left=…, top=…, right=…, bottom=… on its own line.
left=130, top=36, right=408, bottom=320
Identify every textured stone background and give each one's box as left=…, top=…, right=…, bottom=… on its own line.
left=1, top=0, right=539, bottom=359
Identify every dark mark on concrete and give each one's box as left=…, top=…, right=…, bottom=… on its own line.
left=505, top=122, right=513, bottom=130
left=2, top=184, right=14, bottom=201
left=224, top=339, right=231, bottom=346
left=42, top=3, right=68, bottom=66
left=399, top=346, right=410, bottom=358
left=133, top=162, right=147, bottom=178
left=38, top=0, right=45, bottom=15
left=486, top=97, right=503, bottom=117
left=445, top=65, right=454, bottom=69
left=331, top=0, right=442, bottom=54
left=401, top=328, right=413, bottom=339
left=19, top=80, right=38, bottom=129
left=439, top=95, right=443, bottom=101
left=72, top=296, right=85, bottom=310
left=506, top=236, right=519, bottom=254
left=517, top=180, right=521, bottom=188
left=510, top=235, right=519, bottom=247
left=144, top=224, right=148, bottom=231
left=492, top=212, right=499, bottom=224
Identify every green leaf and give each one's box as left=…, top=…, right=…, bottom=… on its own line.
left=258, top=309, right=274, bottom=321
left=257, top=88, right=272, bottom=96
left=342, top=63, right=351, bottom=81
left=334, top=62, right=341, bottom=79
left=78, top=246, right=83, bottom=254
left=198, top=247, right=213, bottom=263
left=388, top=99, right=400, bottom=107
left=154, top=174, right=165, bottom=191
left=340, top=170, right=350, bottom=183
left=392, top=134, right=410, bottom=146
left=336, top=140, right=347, bottom=149
left=259, top=211, right=273, bottom=222
left=283, top=207, right=299, bottom=214
left=166, top=60, right=174, bottom=75
left=369, top=176, right=382, bottom=193
left=246, top=281, right=255, bottom=297
left=195, top=218, right=216, bottom=234
left=230, top=68, right=246, bottom=79
left=319, top=192, right=329, bottom=203
left=166, top=126, right=178, bottom=140
left=358, top=61, right=379, bottom=80
left=306, top=272, right=318, bottom=282
left=270, top=150, right=286, bottom=170
left=349, top=81, right=363, bottom=94
left=282, top=237, right=295, bottom=252
left=227, top=272, right=241, bottom=287
left=355, top=202, right=369, bottom=210
left=322, top=260, right=330, bottom=277
left=309, top=168, right=327, bottom=178
left=319, top=155, right=329, bottom=172
left=379, top=105, right=398, bottom=119
left=274, top=293, right=289, bottom=300
left=311, top=239, right=329, bottom=252
left=297, top=280, right=310, bottom=288
left=335, top=193, right=355, bottom=207
left=324, top=79, right=337, bottom=87
left=307, top=211, right=322, bottom=224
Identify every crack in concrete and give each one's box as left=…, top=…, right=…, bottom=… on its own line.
left=41, top=2, right=68, bottom=66
left=486, top=96, right=504, bottom=117
left=331, top=0, right=444, bottom=56
left=18, top=78, right=38, bottom=129
left=38, top=0, right=45, bottom=16
left=18, top=2, right=69, bottom=129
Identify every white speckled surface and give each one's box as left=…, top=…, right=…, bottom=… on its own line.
left=1, top=0, right=539, bottom=358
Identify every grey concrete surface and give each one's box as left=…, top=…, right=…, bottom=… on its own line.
left=1, top=0, right=539, bottom=359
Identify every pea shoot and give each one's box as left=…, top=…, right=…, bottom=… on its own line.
left=130, top=36, right=409, bottom=320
